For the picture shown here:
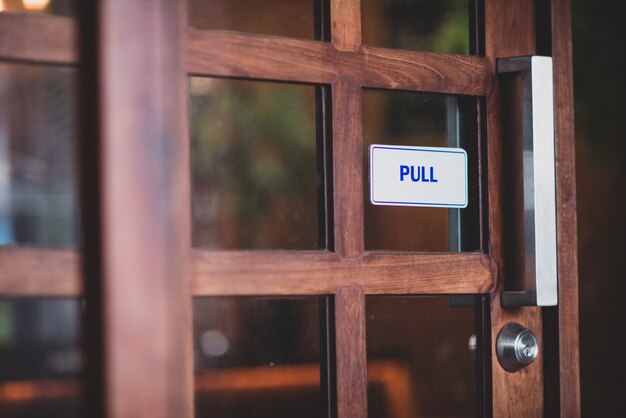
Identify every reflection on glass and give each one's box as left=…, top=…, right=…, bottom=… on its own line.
left=0, top=0, right=74, bottom=15
left=0, top=63, right=78, bottom=248
left=366, top=296, right=478, bottom=418
left=363, top=89, right=477, bottom=252
left=188, top=0, right=315, bottom=40
left=193, top=297, right=324, bottom=418
left=362, top=0, right=470, bottom=54
left=190, top=77, right=319, bottom=250
left=0, top=298, right=81, bottom=418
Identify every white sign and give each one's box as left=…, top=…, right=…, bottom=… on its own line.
left=369, top=145, right=468, bottom=208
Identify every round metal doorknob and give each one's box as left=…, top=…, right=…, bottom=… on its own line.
left=496, top=323, right=539, bottom=372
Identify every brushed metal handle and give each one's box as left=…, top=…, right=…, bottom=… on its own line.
left=498, top=56, right=558, bottom=307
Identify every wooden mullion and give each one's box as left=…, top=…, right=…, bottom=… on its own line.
left=185, top=30, right=492, bottom=96
left=334, top=286, right=367, bottom=418
left=331, top=0, right=361, bottom=51
left=331, top=81, right=364, bottom=257
left=0, top=15, right=493, bottom=96
left=551, top=0, right=581, bottom=415
left=0, top=247, right=80, bottom=296
left=79, top=1, right=190, bottom=418
left=0, top=13, right=77, bottom=64
left=0, top=248, right=496, bottom=296
left=191, top=251, right=495, bottom=295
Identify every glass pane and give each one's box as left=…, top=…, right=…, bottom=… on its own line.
left=363, top=89, right=478, bottom=252
left=0, top=0, right=74, bottom=16
left=366, top=296, right=479, bottom=418
left=190, top=78, right=320, bottom=250
left=0, top=298, right=82, bottom=418
left=193, top=297, right=325, bottom=418
left=361, top=0, right=470, bottom=54
left=188, top=0, right=315, bottom=40
left=0, top=63, right=78, bottom=248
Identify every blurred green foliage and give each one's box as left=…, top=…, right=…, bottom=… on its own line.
left=190, top=79, right=317, bottom=249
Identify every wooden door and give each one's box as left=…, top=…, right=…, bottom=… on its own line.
left=0, top=0, right=579, bottom=417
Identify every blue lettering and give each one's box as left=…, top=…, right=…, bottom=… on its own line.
left=430, top=166, right=438, bottom=183
left=400, top=165, right=410, bottom=181
left=410, top=166, right=421, bottom=182
left=421, top=166, right=429, bottom=182
left=398, top=165, right=438, bottom=183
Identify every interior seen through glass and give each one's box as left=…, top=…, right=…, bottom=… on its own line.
left=0, top=0, right=74, bottom=15
left=0, top=298, right=81, bottom=418
left=193, top=297, right=325, bottom=418
left=0, top=62, right=78, bottom=248
left=361, top=0, right=471, bottom=54
left=190, top=77, right=320, bottom=250
left=367, top=296, right=479, bottom=418
left=187, top=0, right=315, bottom=40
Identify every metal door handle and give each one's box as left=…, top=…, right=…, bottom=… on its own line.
left=497, top=56, right=558, bottom=307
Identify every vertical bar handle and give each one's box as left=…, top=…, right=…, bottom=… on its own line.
left=498, top=56, right=558, bottom=307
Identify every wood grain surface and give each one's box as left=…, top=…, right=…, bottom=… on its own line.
left=0, top=247, right=81, bottom=296
left=551, top=0, right=581, bottom=415
left=0, top=14, right=492, bottom=96
left=335, top=286, right=367, bottom=418
left=0, top=248, right=496, bottom=297
left=78, top=1, right=190, bottom=418
left=485, top=0, right=544, bottom=416
left=0, top=13, right=77, bottom=64
left=332, top=81, right=364, bottom=257
left=186, top=29, right=492, bottom=95
left=331, top=0, right=361, bottom=51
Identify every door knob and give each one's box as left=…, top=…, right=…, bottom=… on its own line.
left=496, top=322, right=539, bottom=372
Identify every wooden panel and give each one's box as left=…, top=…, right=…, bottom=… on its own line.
left=332, top=81, right=364, bottom=257
left=0, top=13, right=77, bottom=64
left=185, top=30, right=492, bottom=96
left=485, top=0, right=543, bottom=416
left=331, top=0, right=361, bottom=51
left=0, top=247, right=80, bottom=296
left=0, top=248, right=496, bottom=296
left=78, top=1, right=189, bottom=418
left=335, top=287, right=367, bottom=418
left=551, top=0, right=581, bottom=416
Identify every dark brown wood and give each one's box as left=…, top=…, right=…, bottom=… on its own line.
left=79, top=1, right=190, bottom=418
left=331, top=0, right=361, bottom=51
left=0, top=13, right=77, bottom=64
left=335, top=287, right=367, bottom=418
left=485, top=0, right=544, bottom=416
left=0, top=248, right=496, bottom=296
left=551, top=0, right=581, bottom=415
left=191, top=251, right=495, bottom=295
left=332, top=81, right=364, bottom=257
left=0, top=14, right=492, bottom=96
left=185, top=30, right=492, bottom=96
left=0, top=247, right=80, bottom=296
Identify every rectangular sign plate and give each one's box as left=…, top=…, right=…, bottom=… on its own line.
left=369, top=145, right=468, bottom=208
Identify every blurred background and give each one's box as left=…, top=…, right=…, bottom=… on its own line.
left=572, top=0, right=626, bottom=416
